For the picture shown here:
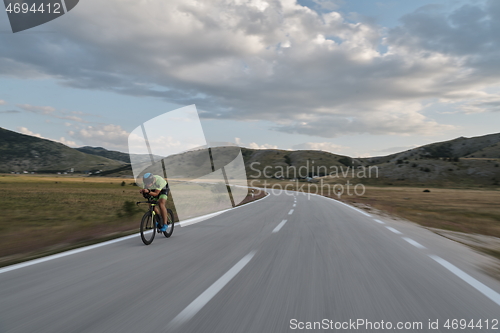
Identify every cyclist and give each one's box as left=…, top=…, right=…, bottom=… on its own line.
left=139, top=173, right=170, bottom=232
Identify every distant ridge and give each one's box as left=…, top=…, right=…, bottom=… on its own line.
left=76, top=146, right=131, bottom=163
left=1, top=127, right=499, bottom=185
left=0, top=127, right=125, bottom=173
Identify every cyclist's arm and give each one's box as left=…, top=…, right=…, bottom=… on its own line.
left=147, top=189, right=161, bottom=197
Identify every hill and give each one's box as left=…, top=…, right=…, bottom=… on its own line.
left=0, top=127, right=125, bottom=173
left=3, top=127, right=499, bottom=186
left=364, top=133, right=500, bottom=165
left=357, top=133, right=500, bottom=186
left=76, top=146, right=131, bottom=163
left=89, top=133, right=500, bottom=186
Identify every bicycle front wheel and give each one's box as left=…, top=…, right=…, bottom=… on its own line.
left=140, top=211, right=156, bottom=245
left=163, top=208, right=175, bottom=238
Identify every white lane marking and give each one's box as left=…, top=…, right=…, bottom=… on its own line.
left=292, top=204, right=296, bottom=207
left=313, top=194, right=371, bottom=217
left=0, top=189, right=270, bottom=275
left=374, top=219, right=385, bottom=224
left=429, top=255, right=500, bottom=307
left=168, top=251, right=256, bottom=330
left=288, top=209, right=294, bottom=215
left=273, top=220, right=288, bottom=233
left=0, top=234, right=137, bottom=275
left=403, top=237, right=426, bottom=249
left=386, top=226, right=402, bottom=234
left=181, top=191, right=271, bottom=227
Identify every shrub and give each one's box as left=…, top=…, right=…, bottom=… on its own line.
left=338, top=157, right=352, bottom=167
left=117, top=200, right=142, bottom=218
left=121, top=181, right=126, bottom=186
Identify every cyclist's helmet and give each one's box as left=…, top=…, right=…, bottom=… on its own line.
left=143, top=173, right=154, bottom=184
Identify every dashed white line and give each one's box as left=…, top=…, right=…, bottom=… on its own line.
left=429, top=255, right=500, bottom=307
left=292, top=204, right=296, bottom=207
left=385, top=226, right=402, bottom=234
left=374, top=219, right=385, bottom=224
left=273, top=220, right=288, bottom=233
left=403, top=237, right=426, bottom=249
left=288, top=209, right=294, bottom=215
left=167, top=251, right=256, bottom=330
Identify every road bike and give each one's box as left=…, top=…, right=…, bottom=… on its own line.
left=136, top=199, right=174, bottom=245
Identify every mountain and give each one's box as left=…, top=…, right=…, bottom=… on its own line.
left=0, top=127, right=125, bottom=173
left=76, top=146, right=165, bottom=165
left=76, top=146, right=131, bottom=163
left=358, top=133, right=500, bottom=185
left=85, top=133, right=500, bottom=186
left=2, top=126, right=499, bottom=186
left=364, top=133, right=500, bottom=165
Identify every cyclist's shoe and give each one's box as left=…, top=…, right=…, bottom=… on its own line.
left=159, top=224, right=168, bottom=232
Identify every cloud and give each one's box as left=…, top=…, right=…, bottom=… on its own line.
left=376, top=145, right=417, bottom=153
left=17, top=126, right=77, bottom=147
left=292, top=142, right=347, bottom=153
left=18, top=104, right=56, bottom=115
left=70, top=124, right=130, bottom=150
left=0, top=100, right=6, bottom=105
left=0, top=110, right=20, bottom=114
left=235, top=137, right=278, bottom=149
left=57, top=137, right=77, bottom=147
left=18, top=126, right=43, bottom=138
left=1, top=0, right=498, bottom=137
left=247, top=142, right=278, bottom=149
left=275, top=102, right=455, bottom=137
left=17, top=104, right=87, bottom=122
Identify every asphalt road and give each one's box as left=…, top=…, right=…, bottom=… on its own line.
left=1, top=191, right=500, bottom=332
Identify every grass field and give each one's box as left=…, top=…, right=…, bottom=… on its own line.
left=251, top=178, right=500, bottom=238
left=340, top=187, right=500, bottom=238
left=0, top=174, right=263, bottom=267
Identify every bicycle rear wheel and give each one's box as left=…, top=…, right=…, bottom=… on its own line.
left=163, top=208, right=175, bottom=238
left=140, top=211, right=156, bottom=245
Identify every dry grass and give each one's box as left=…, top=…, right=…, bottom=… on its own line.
left=250, top=179, right=500, bottom=238
left=339, top=187, right=500, bottom=238
left=0, top=175, right=142, bottom=264
left=0, top=174, right=263, bottom=267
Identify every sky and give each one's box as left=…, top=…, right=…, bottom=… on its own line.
left=1, top=0, right=499, bottom=157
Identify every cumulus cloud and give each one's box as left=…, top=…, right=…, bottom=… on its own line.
left=235, top=137, right=278, bottom=149
left=57, top=137, right=77, bottom=147
left=2, top=0, right=498, bottom=137
left=292, top=142, right=347, bottom=153
left=18, top=126, right=43, bottom=138
left=17, top=126, right=76, bottom=146
left=70, top=124, right=130, bottom=150
left=247, top=142, right=279, bottom=149
left=0, top=100, right=6, bottom=105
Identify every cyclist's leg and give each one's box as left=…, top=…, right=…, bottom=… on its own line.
left=157, top=196, right=168, bottom=226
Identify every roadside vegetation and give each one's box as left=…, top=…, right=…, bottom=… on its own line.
left=0, top=174, right=264, bottom=268
left=252, top=178, right=500, bottom=238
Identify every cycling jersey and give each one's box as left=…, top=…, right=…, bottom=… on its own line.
left=143, top=175, right=169, bottom=200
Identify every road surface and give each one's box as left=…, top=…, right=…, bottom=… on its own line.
left=1, top=190, right=499, bottom=332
